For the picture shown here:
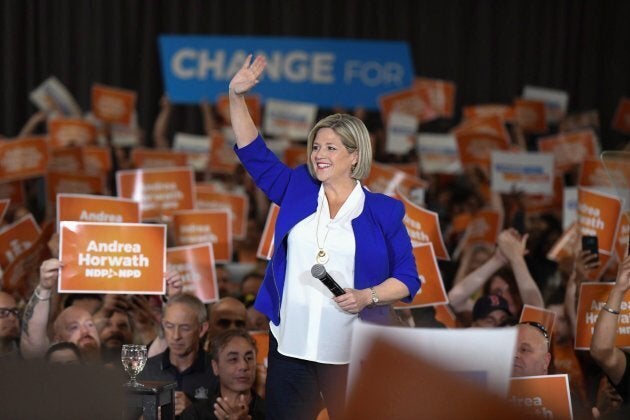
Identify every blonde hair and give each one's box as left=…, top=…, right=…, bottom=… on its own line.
left=306, top=114, right=372, bottom=180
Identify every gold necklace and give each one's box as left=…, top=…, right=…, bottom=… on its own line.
left=315, top=200, right=331, bottom=264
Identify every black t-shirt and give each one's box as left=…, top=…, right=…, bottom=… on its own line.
left=180, top=387, right=265, bottom=420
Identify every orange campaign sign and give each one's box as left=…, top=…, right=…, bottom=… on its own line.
left=0, top=137, right=49, bottom=181
left=513, top=99, right=548, bottom=134
left=249, top=330, right=270, bottom=367
left=56, top=193, right=140, bottom=231
left=577, top=187, right=622, bottom=280
left=216, top=94, right=262, bottom=127
left=0, top=181, right=25, bottom=205
left=283, top=145, right=308, bottom=168
left=167, top=243, right=218, bottom=303
left=394, top=243, right=448, bottom=309
left=0, top=198, right=9, bottom=221
left=578, top=157, right=612, bottom=188
left=463, top=209, right=503, bottom=247
left=0, top=214, right=42, bottom=268
left=257, top=203, right=280, bottom=260
left=615, top=213, right=629, bottom=260
left=364, top=162, right=426, bottom=198
left=49, top=146, right=84, bottom=172
left=59, top=221, right=166, bottom=294
left=433, top=304, right=457, bottom=328
left=575, top=283, right=630, bottom=350
left=116, top=167, right=195, bottom=220
left=2, top=221, right=53, bottom=298
left=91, top=84, right=136, bottom=126
left=414, top=77, right=456, bottom=119
left=462, top=104, right=515, bottom=122
left=209, top=132, right=240, bottom=174
left=81, top=146, right=112, bottom=173
left=131, top=148, right=189, bottom=169
left=378, top=87, right=437, bottom=124
left=455, top=131, right=509, bottom=171
left=171, top=209, right=232, bottom=263
left=519, top=305, right=556, bottom=340
left=195, top=186, right=249, bottom=240
left=611, top=97, right=630, bottom=134
left=46, top=171, right=106, bottom=205
left=48, top=118, right=97, bottom=147
left=508, top=375, right=572, bottom=420
left=453, top=115, right=511, bottom=144
left=538, top=130, right=599, bottom=174
left=399, top=193, right=449, bottom=260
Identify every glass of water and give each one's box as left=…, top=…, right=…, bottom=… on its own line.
left=121, top=344, right=147, bottom=387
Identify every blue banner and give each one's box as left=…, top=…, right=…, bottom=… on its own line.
left=158, top=35, right=415, bottom=109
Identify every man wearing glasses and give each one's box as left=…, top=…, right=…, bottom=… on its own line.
left=512, top=321, right=551, bottom=377
left=0, top=291, right=20, bottom=359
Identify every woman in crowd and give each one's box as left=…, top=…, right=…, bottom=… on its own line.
left=228, top=54, right=420, bottom=419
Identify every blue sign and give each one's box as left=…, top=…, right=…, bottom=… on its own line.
left=158, top=35, right=415, bottom=109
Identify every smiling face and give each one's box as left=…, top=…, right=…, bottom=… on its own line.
left=311, top=127, right=358, bottom=187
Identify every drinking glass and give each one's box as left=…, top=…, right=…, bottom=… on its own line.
left=121, top=344, right=147, bottom=387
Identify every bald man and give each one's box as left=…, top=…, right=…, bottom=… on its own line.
left=206, top=297, right=247, bottom=344
left=53, top=306, right=101, bottom=361
left=512, top=322, right=552, bottom=377
left=0, top=291, right=20, bottom=358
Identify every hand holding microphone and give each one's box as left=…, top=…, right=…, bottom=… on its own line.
left=311, top=264, right=345, bottom=297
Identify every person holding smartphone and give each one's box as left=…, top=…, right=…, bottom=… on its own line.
left=228, top=55, right=421, bottom=419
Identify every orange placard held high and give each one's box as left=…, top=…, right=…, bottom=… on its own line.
left=257, top=204, right=280, bottom=261
left=462, top=209, right=503, bottom=247
left=414, top=77, right=456, bottom=119
left=578, top=158, right=612, bottom=188
left=59, top=221, right=166, bottom=294
left=519, top=305, right=556, bottom=340
left=399, top=193, right=449, bottom=260
left=547, top=223, right=578, bottom=263
left=0, top=214, right=41, bottom=269
left=216, top=94, right=262, bottom=127
left=508, top=375, right=572, bottom=420
left=575, top=283, right=630, bottom=350
left=364, top=162, right=426, bottom=199
left=167, top=243, right=218, bottom=304
left=171, top=209, right=232, bottom=263
left=455, top=131, right=509, bottom=172
left=116, top=167, right=195, bottom=220
left=46, top=171, right=106, bottom=206
left=0, top=137, right=49, bottom=182
left=131, top=148, right=188, bottom=169
left=48, top=118, right=97, bottom=147
left=195, top=186, right=249, bottom=240
left=49, top=147, right=84, bottom=172
left=611, top=97, right=630, bottom=134
left=209, top=132, right=240, bottom=174
left=82, top=146, right=112, bottom=173
left=378, top=87, right=437, bottom=124
left=514, top=99, right=547, bottom=134
left=91, top=84, right=136, bottom=126
left=395, top=243, right=448, bottom=309
left=56, top=193, right=140, bottom=231
left=577, top=187, right=622, bottom=280
left=462, top=104, right=515, bottom=122
left=538, top=130, right=599, bottom=174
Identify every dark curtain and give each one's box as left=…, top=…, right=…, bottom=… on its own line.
left=1, top=0, right=629, bottom=149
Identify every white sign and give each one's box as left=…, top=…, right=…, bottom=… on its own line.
left=417, top=133, right=462, bottom=174
left=563, top=187, right=578, bottom=230
left=263, top=98, right=318, bottom=140
left=491, top=151, right=555, bottom=195
left=349, top=322, right=517, bottom=397
left=30, top=76, right=82, bottom=117
left=174, top=132, right=211, bottom=171
left=522, top=85, right=569, bottom=123
left=386, top=111, right=418, bottom=154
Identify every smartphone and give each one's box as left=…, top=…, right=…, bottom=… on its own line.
left=582, top=235, right=599, bottom=260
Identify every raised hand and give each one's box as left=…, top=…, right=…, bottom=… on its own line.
left=229, top=54, right=267, bottom=96
left=613, top=255, right=630, bottom=293
left=497, top=228, right=528, bottom=263
left=39, top=258, right=63, bottom=290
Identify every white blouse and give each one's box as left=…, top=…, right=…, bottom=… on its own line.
left=270, top=180, right=365, bottom=364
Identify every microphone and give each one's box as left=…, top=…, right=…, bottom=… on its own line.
left=311, top=264, right=346, bottom=297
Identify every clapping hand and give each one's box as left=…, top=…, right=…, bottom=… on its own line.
left=229, top=55, right=267, bottom=96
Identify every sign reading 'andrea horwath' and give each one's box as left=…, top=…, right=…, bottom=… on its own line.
left=158, top=36, right=414, bottom=108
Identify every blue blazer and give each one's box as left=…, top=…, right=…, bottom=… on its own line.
left=235, top=134, right=421, bottom=325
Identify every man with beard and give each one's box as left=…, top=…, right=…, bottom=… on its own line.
left=95, top=309, right=133, bottom=363
left=0, top=291, right=20, bottom=359
left=52, top=306, right=101, bottom=362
